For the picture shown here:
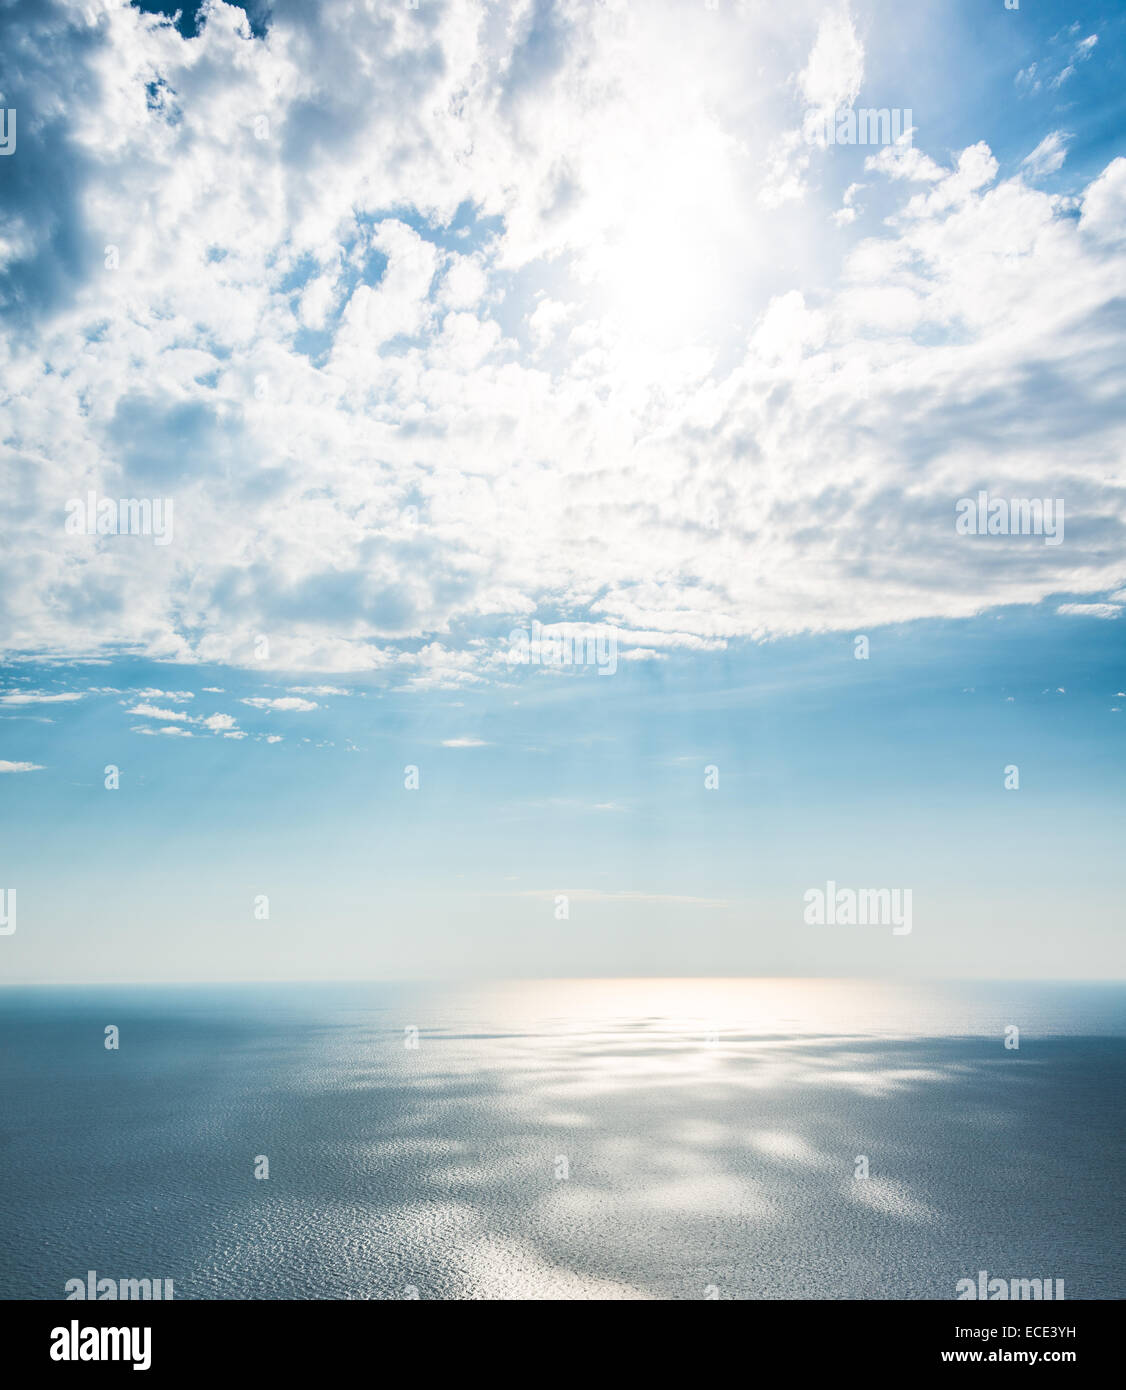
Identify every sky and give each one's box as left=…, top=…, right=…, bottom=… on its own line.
left=0, top=0, right=1123, bottom=983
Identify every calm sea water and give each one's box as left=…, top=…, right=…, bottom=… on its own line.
left=1, top=979, right=1123, bottom=1300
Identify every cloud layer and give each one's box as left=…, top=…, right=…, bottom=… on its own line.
left=2, top=0, right=1124, bottom=677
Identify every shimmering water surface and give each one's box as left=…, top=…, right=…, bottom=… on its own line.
left=1, top=979, right=1123, bottom=1299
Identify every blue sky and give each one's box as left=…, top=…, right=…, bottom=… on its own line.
left=1, top=0, right=1124, bottom=982
left=2, top=601, right=1122, bottom=982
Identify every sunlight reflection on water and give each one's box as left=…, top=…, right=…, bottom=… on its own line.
left=1, top=980, right=1123, bottom=1298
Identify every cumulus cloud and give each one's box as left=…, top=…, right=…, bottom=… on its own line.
left=798, top=4, right=865, bottom=115
left=831, top=182, right=865, bottom=227
left=200, top=712, right=238, bottom=731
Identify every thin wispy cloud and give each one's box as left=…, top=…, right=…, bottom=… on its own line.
left=126, top=703, right=192, bottom=721
left=1021, top=131, right=1072, bottom=179
left=0, top=692, right=85, bottom=705
left=241, top=697, right=319, bottom=712
left=1057, top=603, right=1120, bottom=619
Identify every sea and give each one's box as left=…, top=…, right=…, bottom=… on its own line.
left=1, top=978, right=1123, bottom=1300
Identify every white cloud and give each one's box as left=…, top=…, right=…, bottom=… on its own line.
left=1050, top=34, right=1098, bottom=90
left=528, top=297, right=572, bottom=347
left=241, top=697, right=318, bottom=712
left=831, top=182, right=865, bottom=228
left=126, top=703, right=191, bottom=721
left=0, top=692, right=84, bottom=705
left=1079, top=159, right=1126, bottom=246
left=1056, top=603, right=1120, bottom=619
left=864, top=139, right=944, bottom=183
left=798, top=5, right=865, bottom=115
left=0, top=760, right=45, bottom=772
left=200, top=712, right=238, bottom=731
left=128, top=702, right=243, bottom=736
left=441, top=737, right=488, bottom=748
left=1022, top=132, right=1071, bottom=180
left=135, top=688, right=194, bottom=703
